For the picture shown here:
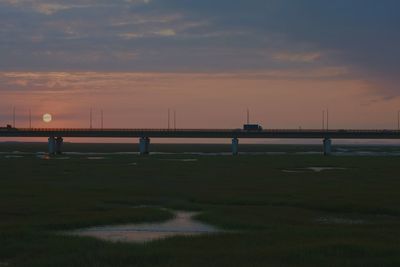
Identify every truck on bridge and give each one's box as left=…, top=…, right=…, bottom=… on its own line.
left=243, top=124, right=263, bottom=131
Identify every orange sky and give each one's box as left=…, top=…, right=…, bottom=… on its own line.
left=1, top=71, right=399, bottom=130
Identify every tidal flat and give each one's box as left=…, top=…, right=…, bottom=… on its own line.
left=1, top=143, right=400, bottom=267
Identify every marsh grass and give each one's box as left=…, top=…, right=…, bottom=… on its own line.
left=1, top=144, right=400, bottom=266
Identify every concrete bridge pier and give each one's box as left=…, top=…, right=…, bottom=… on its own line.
left=139, top=137, right=150, bottom=155
left=323, top=138, right=332, bottom=156
left=55, top=137, right=63, bottom=154
left=232, top=138, right=239, bottom=155
left=48, top=136, right=56, bottom=155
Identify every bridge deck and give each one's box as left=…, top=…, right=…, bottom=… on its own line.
left=1, top=128, right=400, bottom=139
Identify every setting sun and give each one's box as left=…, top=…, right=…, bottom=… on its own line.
left=43, top=113, right=52, bottom=123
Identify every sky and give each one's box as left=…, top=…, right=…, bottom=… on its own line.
left=0, top=0, right=400, bottom=137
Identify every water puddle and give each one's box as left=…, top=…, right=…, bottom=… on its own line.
left=36, top=154, right=51, bottom=160
left=35, top=154, right=69, bottom=160
left=316, top=217, right=366, bottom=225
left=294, top=151, right=322, bottom=155
left=282, top=170, right=304, bottom=173
left=87, top=157, right=106, bottom=160
left=307, top=167, right=347, bottom=172
left=67, top=211, right=219, bottom=243
left=183, top=152, right=286, bottom=156
left=159, top=159, right=198, bottom=162
left=183, top=152, right=232, bottom=156
left=65, top=152, right=139, bottom=155
left=282, top=167, right=347, bottom=173
left=334, top=151, right=400, bottom=156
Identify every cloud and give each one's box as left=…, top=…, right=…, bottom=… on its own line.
left=119, top=29, right=176, bottom=39
left=34, top=3, right=84, bottom=14
left=0, top=0, right=399, bottom=96
left=119, top=32, right=143, bottom=39
left=273, top=52, right=322, bottom=63
left=0, top=68, right=353, bottom=96
left=154, top=29, right=176, bottom=36
left=0, top=0, right=152, bottom=14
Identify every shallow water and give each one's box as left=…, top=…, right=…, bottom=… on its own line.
left=67, top=211, right=219, bottom=243
left=307, top=167, right=347, bottom=172
left=36, top=154, right=50, bottom=160
left=2, top=147, right=400, bottom=158
left=316, top=217, right=366, bottom=225
left=87, top=157, right=107, bottom=160
left=334, top=151, right=400, bottom=156
left=159, top=158, right=198, bottom=162
left=282, top=167, right=347, bottom=173
left=282, top=170, right=304, bottom=173
left=65, top=152, right=139, bottom=155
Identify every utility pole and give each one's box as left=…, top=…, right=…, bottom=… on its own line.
left=90, top=108, right=93, bottom=129
left=168, top=108, right=170, bottom=130
left=100, top=109, right=104, bottom=129
left=29, top=109, right=31, bottom=128
left=13, top=106, right=15, bottom=128
left=398, top=110, right=399, bottom=131
left=174, top=110, right=176, bottom=130
left=326, top=109, right=329, bottom=130
left=322, top=110, right=325, bottom=130
left=247, top=108, right=250, bottom=124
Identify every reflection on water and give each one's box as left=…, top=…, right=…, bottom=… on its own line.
left=307, top=167, right=347, bottom=172
left=159, top=158, right=198, bottom=162
left=64, top=152, right=139, bottom=155
left=36, top=154, right=50, bottom=160
left=67, top=211, right=219, bottom=243
left=316, top=216, right=366, bottom=225
left=282, top=167, right=348, bottom=173
left=335, top=151, right=400, bottom=156
left=1, top=146, right=400, bottom=159
left=4, top=155, right=24, bottom=158
left=282, top=170, right=304, bottom=173
left=55, top=157, right=70, bottom=160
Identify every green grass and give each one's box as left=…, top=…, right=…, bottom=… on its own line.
left=1, top=143, right=400, bottom=266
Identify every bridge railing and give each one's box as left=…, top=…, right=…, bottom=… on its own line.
left=9, top=128, right=400, bottom=133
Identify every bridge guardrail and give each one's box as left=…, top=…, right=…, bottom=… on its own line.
left=10, top=128, right=400, bottom=133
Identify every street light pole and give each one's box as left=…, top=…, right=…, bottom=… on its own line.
left=101, top=109, right=104, bottom=129
left=326, top=109, right=329, bottom=130
left=168, top=109, right=170, bottom=130
left=90, top=108, right=93, bottom=129
left=398, top=110, right=399, bottom=131
left=29, top=109, right=32, bottom=128
left=13, top=106, right=15, bottom=128
left=174, top=110, right=176, bottom=130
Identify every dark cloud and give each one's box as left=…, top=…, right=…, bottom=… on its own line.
left=0, top=0, right=399, bottom=93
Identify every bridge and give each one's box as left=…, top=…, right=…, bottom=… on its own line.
left=1, top=128, right=400, bottom=155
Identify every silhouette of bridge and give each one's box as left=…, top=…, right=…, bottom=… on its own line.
left=1, top=128, right=400, bottom=155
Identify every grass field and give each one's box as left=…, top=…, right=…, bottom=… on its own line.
left=1, top=143, right=400, bottom=266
